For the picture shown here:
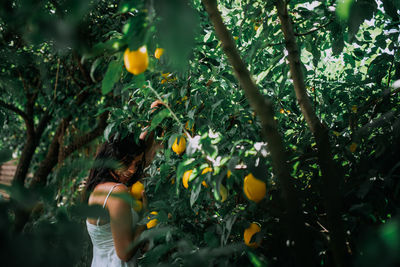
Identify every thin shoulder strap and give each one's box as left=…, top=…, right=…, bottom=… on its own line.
left=102, top=183, right=123, bottom=208
left=96, top=183, right=123, bottom=226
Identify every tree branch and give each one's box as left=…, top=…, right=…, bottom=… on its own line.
left=62, top=60, right=85, bottom=90
left=0, top=100, right=29, bottom=122
left=73, top=52, right=92, bottom=85
left=386, top=47, right=397, bottom=89
left=64, top=111, right=109, bottom=159
left=13, top=110, right=108, bottom=230
left=35, top=112, right=52, bottom=139
left=295, top=18, right=334, bottom=37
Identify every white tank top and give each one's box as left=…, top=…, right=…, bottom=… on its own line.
left=86, top=183, right=139, bottom=267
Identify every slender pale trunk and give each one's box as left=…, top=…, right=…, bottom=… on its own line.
left=275, top=1, right=347, bottom=265
left=201, top=0, right=314, bottom=265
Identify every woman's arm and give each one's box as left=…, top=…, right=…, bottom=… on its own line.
left=106, top=185, right=146, bottom=262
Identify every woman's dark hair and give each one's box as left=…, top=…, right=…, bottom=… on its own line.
left=83, top=133, right=146, bottom=202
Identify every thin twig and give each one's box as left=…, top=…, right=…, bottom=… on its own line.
left=73, top=52, right=92, bottom=85
left=62, top=60, right=85, bottom=90
left=18, top=71, right=29, bottom=93
left=147, top=82, right=192, bottom=140
left=54, top=58, right=60, bottom=100
left=238, top=0, right=252, bottom=38
left=317, top=221, right=329, bottom=233
left=295, top=18, right=334, bottom=37
left=0, top=100, right=29, bottom=121
left=386, top=47, right=397, bottom=90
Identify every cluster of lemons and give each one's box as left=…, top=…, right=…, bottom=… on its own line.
left=243, top=173, right=265, bottom=248
left=124, top=46, right=176, bottom=88
left=129, top=181, right=158, bottom=229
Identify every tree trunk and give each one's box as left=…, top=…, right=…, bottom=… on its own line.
left=275, top=1, right=347, bottom=265
left=201, top=0, right=314, bottom=265
left=13, top=113, right=51, bottom=186
left=14, top=111, right=109, bottom=232
left=13, top=135, right=37, bottom=186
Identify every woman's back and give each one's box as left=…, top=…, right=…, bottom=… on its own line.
left=86, top=183, right=139, bottom=267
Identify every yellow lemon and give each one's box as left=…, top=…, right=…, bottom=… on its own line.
left=132, top=199, right=142, bottom=212
left=244, top=223, right=261, bottom=248
left=146, top=211, right=158, bottom=229
left=161, top=72, right=171, bottom=78
left=172, top=136, right=186, bottom=155
left=254, top=25, right=259, bottom=31
left=182, top=170, right=193, bottom=189
left=219, top=184, right=228, bottom=202
left=185, top=121, right=194, bottom=133
left=130, top=181, right=144, bottom=199
left=124, top=46, right=148, bottom=75
left=243, top=173, right=266, bottom=203
left=160, top=73, right=177, bottom=84
left=227, top=170, right=232, bottom=178
left=154, top=48, right=164, bottom=59
left=201, top=167, right=212, bottom=175
left=201, top=167, right=212, bottom=187
left=350, top=142, right=357, bottom=153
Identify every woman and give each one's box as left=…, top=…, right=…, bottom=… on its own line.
left=84, top=102, right=164, bottom=266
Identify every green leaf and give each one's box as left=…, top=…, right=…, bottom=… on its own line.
left=382, top=0, right=400, bottom=21
left=132, top=74, right=146, bottom=90
left=204, top=230, right=219, bottom=248
left=101, top=57, right=123, bottom=95
left=149, top=108, right=170, bottom=131
left=104, top=122, right=115, bottom=140
left=330, top=20, right=345, bottom=55
left=125, top=14, right=147, bottom=50
left=348, top=0, right=377, bottom=42
left=246, top=250, right=268, bottom=267
left=139, top=244, right=172, bottom=266
left=336, top=0, right=354, bottom=21
left=353, top=49, right=364, bottom=58
left=90, top=58, right=102, bottom=82
left=118, top=0, right=143, bottom=13
left=201, top=138, right=218, bottom=159
left=190, top=184, right=201, bottom=207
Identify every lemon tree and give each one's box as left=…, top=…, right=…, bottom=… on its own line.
left=0, top=0, right=399, bottom=266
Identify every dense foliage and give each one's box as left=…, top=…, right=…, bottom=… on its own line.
left=0, top=0, right=399, bottom=266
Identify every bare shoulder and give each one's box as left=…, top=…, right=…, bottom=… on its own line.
left=106, top=184, right=131, bottom=213
left=89, top=182, right=128, bottom=205
left=111, top=183, right=129, bottom=193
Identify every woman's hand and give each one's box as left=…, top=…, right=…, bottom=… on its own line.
left=150, top=99, right=165, bottom=113
left=139, top=100, right=165, bottom=141
left=139, top=99, right=165, bottom=166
